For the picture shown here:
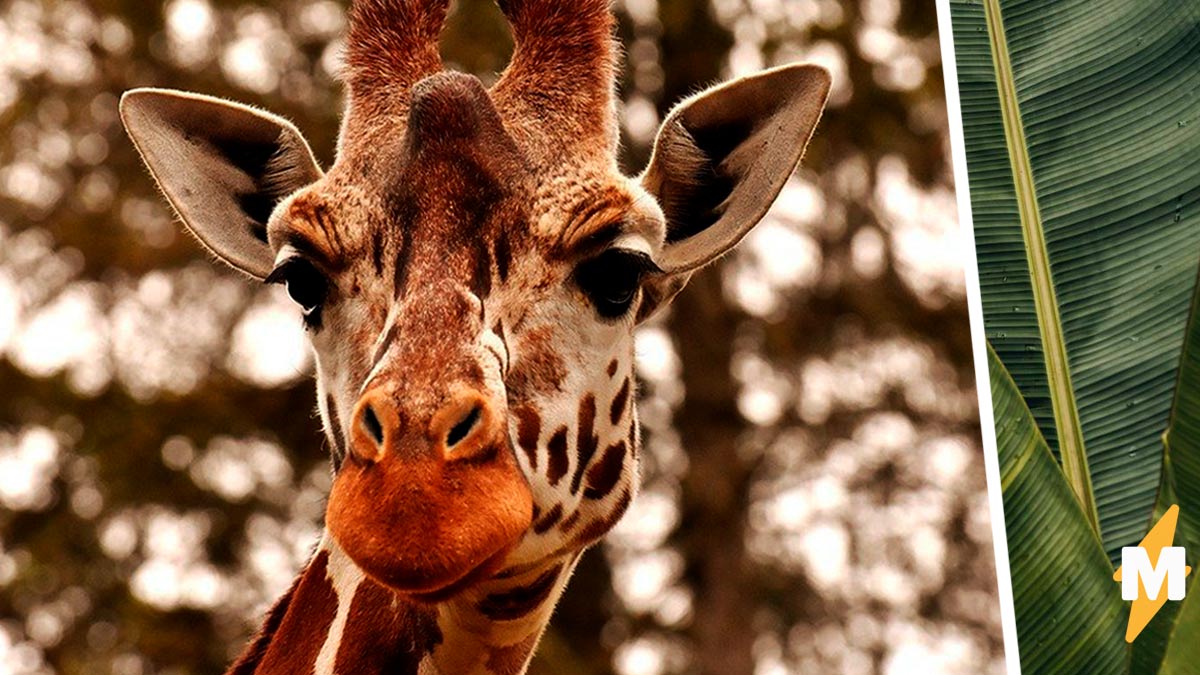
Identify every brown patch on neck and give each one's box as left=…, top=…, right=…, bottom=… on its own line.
left=609, top=378, right=631, bottom=425
left=574, top=486, right=633, bottom=547
left=545, top=426, right=569, bottom=486
left=532, top=503, right=563, bottom=534
left=583, top=439, right=626, bottom=500
left=514, top=404, right=541, bottom=470
left=240, top=551, right=337, bottom=674
left=569, top=394, right=598, bottom=494
left=226, top=563, right=305, bottom=675
left=334, top=578, right=443, bottom=674
left=559, top=509, right=582, bottom=534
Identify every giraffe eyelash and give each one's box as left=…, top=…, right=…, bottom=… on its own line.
left=267, top=256, right=330, bottom=329
left=573, top=249, right=660, bottom=320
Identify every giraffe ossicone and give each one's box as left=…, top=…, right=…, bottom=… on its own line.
left=120, top=1, right=830, bottom=672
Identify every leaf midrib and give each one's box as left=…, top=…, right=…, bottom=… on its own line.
left=983, top=0, right=1100, bottom=534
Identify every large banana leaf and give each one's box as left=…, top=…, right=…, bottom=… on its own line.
left=951, top=0, right=1200, bottom=670
left=988, top=347, right=1127, bottom=673
left=988, top=321, right=1200, bottom=672
left=985, top=350, right=1200, bottom=673
left=951, top=0, right=1200, bottom=555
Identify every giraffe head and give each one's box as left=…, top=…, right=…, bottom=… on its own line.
left=120, top=0, right=828, bottom=599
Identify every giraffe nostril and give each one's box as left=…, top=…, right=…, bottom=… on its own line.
left=361, top=403, right=385, bottom=447
left=446, top=404, right=482, bottom=448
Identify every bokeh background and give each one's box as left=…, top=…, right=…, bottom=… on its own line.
left=0, top=0, right=1003, bottom=673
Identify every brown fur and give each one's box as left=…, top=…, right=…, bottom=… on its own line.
left=225, top=567, right=303, bottom=675
left=334, top=579, right=443, bottom=672
left=492, top=0, right=618, bottom=166
left=249, top=552, right=338, bottom=673
left=340, top=0, right=450, bottom=155
left=507, top=326, right=567, bottom=397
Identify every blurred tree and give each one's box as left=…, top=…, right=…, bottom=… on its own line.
left=0, top=1, right=1002, bottom=674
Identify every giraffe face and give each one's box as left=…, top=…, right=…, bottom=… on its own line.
left=120, top=0, right=829, bottom=605
left=256, top=73, right=658, bottom=593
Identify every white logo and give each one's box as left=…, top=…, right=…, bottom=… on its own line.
left=1120, top=546, right=1187, bottom=602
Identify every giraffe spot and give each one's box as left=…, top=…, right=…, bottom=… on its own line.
left=559, top=510, right=582, bottom=534
left=546, top=426, right=569, bottom=485
left=478, top=565, right=562, bottom=621
left=609, top=378, right=630, bottom=426
left=335, top=578, right=442, bottom=672
left=533, top=504, right=562, bottom=534
left=607, top=358, right=618, bottom=378
left=583, top=440, right=626, bottom=500
left=575, top=486, right=633, bottom=546
left=569, top=394, right=598, bottom=494
left=515, top=405, right=541, bottom=470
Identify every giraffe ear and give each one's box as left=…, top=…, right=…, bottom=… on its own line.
left=637, top=64, right=829, bottom=319
left=120, top=89, right=323, bottom=280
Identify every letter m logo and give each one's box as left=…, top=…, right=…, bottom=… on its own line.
left=1113, top=505, right=1192, bottom=642
left=1121, top=547, right=1187, bottom=601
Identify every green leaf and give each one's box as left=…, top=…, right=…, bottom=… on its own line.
left=988, top=346, right=1127, bottom=673
left=1167, top=267, right=1200, bottom=553
left=1157, top=574, right=1200, bottom=675
left=951, top=0, right=1200, bottom=559
left=1150, top=263, right=1200, bottom=674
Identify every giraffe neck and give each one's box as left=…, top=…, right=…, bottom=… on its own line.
left=228, top=532, right=577, bottom=675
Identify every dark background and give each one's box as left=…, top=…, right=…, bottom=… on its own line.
left=0, top=0, right=1002, bottom=673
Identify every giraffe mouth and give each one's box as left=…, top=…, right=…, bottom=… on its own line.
left=407, top=545, right=515, bottom=603
left=324, top=441, right=534, bottom=597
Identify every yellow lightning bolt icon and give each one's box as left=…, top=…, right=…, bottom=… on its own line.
left=1113, top=504, right=1191, bottom=642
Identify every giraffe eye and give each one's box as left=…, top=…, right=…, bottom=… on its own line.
left=574, top=249, right=658, bottom=319
left=267, top=258, right=328, bottom=326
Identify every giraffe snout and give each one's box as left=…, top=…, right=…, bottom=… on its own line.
left=327, top=381, right=533, bottom=594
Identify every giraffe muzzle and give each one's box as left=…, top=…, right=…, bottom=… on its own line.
left=325, top=386, right=534, bottom=595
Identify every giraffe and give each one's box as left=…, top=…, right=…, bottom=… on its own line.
left=119, top=1, right=829, bottom=672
